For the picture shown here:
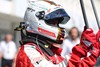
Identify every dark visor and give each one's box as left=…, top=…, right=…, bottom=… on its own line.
left=44, top=9, right=70, bottom=24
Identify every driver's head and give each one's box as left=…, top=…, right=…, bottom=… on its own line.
left=24, top=0, right=70, bottom=44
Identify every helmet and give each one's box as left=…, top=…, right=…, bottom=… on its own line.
left=24, top=0, right=70, bottom=44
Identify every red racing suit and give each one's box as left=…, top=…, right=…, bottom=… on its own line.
left=16, top=43, right=99, bottom=67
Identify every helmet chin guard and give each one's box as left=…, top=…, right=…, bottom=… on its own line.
left=24, top=0, right=70, bottom=44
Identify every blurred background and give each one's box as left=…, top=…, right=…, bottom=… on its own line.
left=0, top=0, right=100, bottom=67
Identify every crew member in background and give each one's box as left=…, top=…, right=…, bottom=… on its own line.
left=0, top=34, right=17, bottom=67
left=62, top=27, right=80, bottom=56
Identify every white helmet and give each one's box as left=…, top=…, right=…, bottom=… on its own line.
left=24, top=0, right=70, bottom=44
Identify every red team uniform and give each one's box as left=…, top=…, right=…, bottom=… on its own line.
left=15, top=0, right=100, bottom=67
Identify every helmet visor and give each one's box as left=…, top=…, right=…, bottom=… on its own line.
left=44, top=9, right=70, bottom=24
